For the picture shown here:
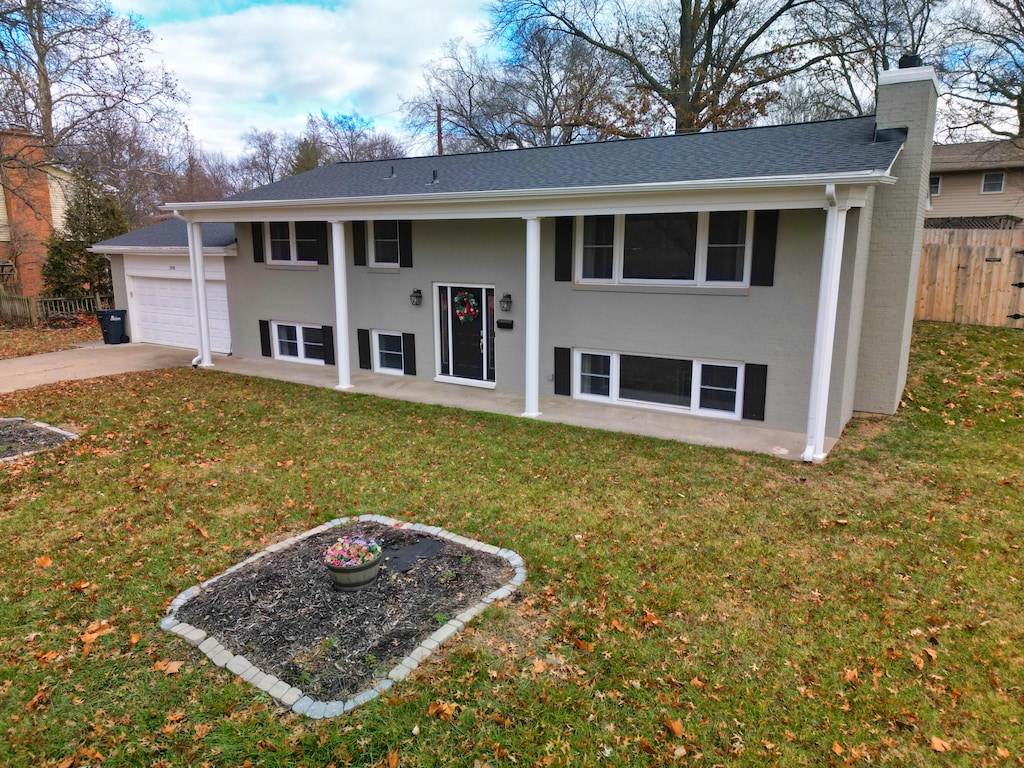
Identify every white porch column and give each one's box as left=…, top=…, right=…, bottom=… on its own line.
left=522, top=216, right=542, bottom=417
left=188, top=220, right=213, bottom=368
left=802, top=185, right=849, bottom=463
left=331, top=220, right=353, bottom=389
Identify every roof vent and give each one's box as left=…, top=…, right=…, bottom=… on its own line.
left=898, top=53, right=925, bottom=69
left=427, top=169, right=439, bottom=186
left=384, top=165, right=395, bottom=180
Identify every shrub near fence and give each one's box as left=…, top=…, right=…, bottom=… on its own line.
left=0, top=294, right=113, bottom=326
left=917, top=228, right=1024, bottom=329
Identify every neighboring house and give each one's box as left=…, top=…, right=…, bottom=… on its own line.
left=0, top=128, right=75, bottom=296
left=99, top=65, right=937, bottom=462
left=91, top=218, right=237, bottom=352
left=927, top=140, right=1024, bottom=229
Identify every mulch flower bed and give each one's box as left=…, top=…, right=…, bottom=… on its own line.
left=0, top=418, right=76, bottom=460
left=176, top=521, right=513, bottom=702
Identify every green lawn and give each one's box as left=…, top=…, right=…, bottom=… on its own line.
left=1, top=321, right=1021, bottom=767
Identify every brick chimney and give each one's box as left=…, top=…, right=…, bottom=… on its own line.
left=854, top=65, right=939, bottom=414
left=0, top=128, right=56, bottom=297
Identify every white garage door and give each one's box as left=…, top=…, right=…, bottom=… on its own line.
left=130, top=277, right=231, bottom=354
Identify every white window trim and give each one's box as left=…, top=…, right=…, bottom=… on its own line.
left=574, top=211, right=753, bottom=287
left=367, top=221, right=401, bottom=268
left=572, top=349, right=744, bottom=420
left=981, top=172, right=1005, bottom=194
left=265, top=221, right=321, bottom=265
left=271, top=320, right=326, bottom=365
left=371, top=330, right=405, bottom=376
left=929, top=175, right=941, bottom=197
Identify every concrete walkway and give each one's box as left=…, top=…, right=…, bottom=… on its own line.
left=1, top=342, right=823, bottom=459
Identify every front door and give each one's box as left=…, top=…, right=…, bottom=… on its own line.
left=437, top=284, right=495, bottom=383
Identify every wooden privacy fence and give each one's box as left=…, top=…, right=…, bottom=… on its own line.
left=916, top=229, right=1024, bottom=329
left=0, top=293, right=112, bottom=326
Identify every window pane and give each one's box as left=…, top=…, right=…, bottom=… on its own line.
left=622, top=212, right=697, bottom=280
left=706, top=211, right=747, bottom=282
left=294, top=221, right=321, bottom=261
left=582, top=215, right=614, bottom=279
left=929, top=175, right=940, bottom=196
left=269, top=222, right=291, bottom=261
left=373, top=221, right=400, bottom=264
left=277, top=324, right=298, bottom=357
left=580, top=353, right=611, bottom=396
left=377, top=333, right=404, bottom=370
left=620, top=355, right=692, bottom=407
left=982, top=172, right=1004, bottom=193
left=699, top=364, right=738, bottom=412
left=302, top=326, right=325, bottom=360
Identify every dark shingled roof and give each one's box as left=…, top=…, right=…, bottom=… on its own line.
left=931, top=140, right=1024, bottom=172
left=93, top=218, right=237, bottom=250
left=225, top=116, right=902, bottom=204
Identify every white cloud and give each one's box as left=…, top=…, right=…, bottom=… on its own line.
left=127, top=1, right=489, bottom=155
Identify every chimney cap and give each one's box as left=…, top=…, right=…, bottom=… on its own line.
left=899, top=53, right=925, bottom=69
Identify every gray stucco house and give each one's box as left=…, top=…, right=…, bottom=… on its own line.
left=97, top=65, right=937, bottom=462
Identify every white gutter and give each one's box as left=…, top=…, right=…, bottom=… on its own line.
left=159, top=170, right=898, bottom=216
left=802, top=184, right=850, bottom=463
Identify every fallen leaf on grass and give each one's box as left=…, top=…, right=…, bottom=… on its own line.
left=832, top=742, right=844, bottom=756
left=427, top=701, right=461, bottom=721
left=386, top=750, right=399, bottom=768
left=640, top=610, right=662, bottom=628
left=610, top=618, right=627, bottom=632
left=154, top=659, right=183, bottom=675
left=664, top=717, right=683, bottom=738
left=34, top=555, right=53, bottom=568
left=572, top=638, right=594, bottom=653
left=931, top=736, right=952, bottom=752
left=80, top=620, right=114, bottom=658
left=129, top=633, right=141, bottom=646
left=70, top=579, right=91, bottom=593
left=532, top=658, right=548, bottom=674
left=26, top=687, right=49, bottom=711
left=194, top=724, right=211, bottom=739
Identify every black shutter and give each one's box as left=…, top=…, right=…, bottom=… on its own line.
left=554, top=347, right=571, bottom=395
left=554, top=217, right=573, bottom=281
left=742, top=364, right=768, bottom=421
left=357, top=328, right=371, bottom=369
left=353, top=221, right=367, bottom=266
left=259, top=320, right=272, bottom=357
left=315, top=222, right=329, bottom=265
left=252, top=222, right=264, bottom=263
left=402, top=332, right=416, bottom=375
left=750, top=210, right=778, bottom=286
left=398, top=220, right=413, bottom=268
left=321, top=325, right=335, bottom=365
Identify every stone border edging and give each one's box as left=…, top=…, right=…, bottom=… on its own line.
left=160, top=514, right=527, bottom=719
left=0, top=417, right=79, bottom=463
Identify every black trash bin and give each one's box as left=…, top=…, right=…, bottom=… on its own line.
left=95, top=309, right=129, bottom=345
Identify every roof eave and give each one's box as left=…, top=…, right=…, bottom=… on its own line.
left=87, top=245, right=235, bottom=256
left=161, top=170, right=897, bottom=216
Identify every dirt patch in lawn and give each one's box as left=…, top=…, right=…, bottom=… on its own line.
left=175, top=521, right=514, bottom=702
left=0, top=418, right=76, bottom=460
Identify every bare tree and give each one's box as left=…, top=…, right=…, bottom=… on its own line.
left=788, top=0, right=951, bottom=120
left=236, top=127, right=293, bottom=187
left=404, top=27, right=626, bottom=152
left=0, top=0, right=183, bottom=153
left=306, top=112, right=406, bottom=162
left=944, top=0, right=1024, bottom=138
left=490, top=0, right=834, bottom=133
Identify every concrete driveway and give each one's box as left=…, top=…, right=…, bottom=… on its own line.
left=0, top=342, right=195, bottom=394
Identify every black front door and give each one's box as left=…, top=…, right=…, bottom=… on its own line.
left=450, top=287, right=484, bottom=379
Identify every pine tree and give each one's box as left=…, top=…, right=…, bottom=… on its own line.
left=42, top=180, right=129, bottom=297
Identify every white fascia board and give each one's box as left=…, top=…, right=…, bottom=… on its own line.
left=164, top=171, right=892, bottom=222
left=87, top=245, right=236, bottom=258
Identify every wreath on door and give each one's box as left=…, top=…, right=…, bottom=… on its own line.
left=453, top=290, right=480, bottom=324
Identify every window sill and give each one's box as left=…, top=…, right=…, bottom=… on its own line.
left=274, top=355, right=325, bottom=366
left=572, top=282, right=749, bottom=297
left=367, top=264, right=401, bottom=273
left=265, top=262, right=320, bottom=270
left=574, top=394, right=741, bottom=420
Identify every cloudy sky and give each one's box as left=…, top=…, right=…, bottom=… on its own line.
left=108, top=0, right=491, bottom=157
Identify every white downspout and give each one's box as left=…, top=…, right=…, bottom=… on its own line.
left=802, top=184, right=849, bottom=462
left=330, top=220, right=353, bottom=389
left=175, top=211, right=207, bottom=368
left=522, top=216, right=542, bottom=417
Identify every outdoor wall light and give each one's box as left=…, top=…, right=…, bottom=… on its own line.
left=409, top=289, right=423, bottom=307
left=499, top=292, right=513, bottom=312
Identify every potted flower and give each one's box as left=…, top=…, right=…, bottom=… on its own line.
left=323, top=535, right=384, bottom=591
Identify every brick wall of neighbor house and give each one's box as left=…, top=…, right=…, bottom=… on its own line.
left=0, top=129, right=57, bottom=297
left=855, top=68, right=938, bottom=415
left=927, top=169, right=1024, bottom=221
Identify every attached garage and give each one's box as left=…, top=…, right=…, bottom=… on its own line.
left=92, top=220, right=237, bottom=355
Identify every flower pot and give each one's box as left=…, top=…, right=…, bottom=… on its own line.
left=326, top=554, right=383, bottom=591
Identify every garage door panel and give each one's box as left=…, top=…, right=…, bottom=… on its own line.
left=131, top=277, right=231, bottom=354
